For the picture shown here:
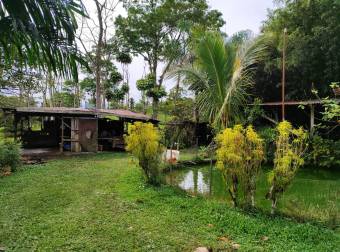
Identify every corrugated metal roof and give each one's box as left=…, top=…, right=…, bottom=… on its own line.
left=4, top=107, right=156, bottom=122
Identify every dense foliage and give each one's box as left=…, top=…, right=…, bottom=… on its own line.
left=255, top=0, right=340, bottom=101
left=0, top=128, right=21, bottom=176
left=216, top=125, right=264, bottom=207
left=115, top=0, right=224, bottom=118
left=307, top=135, right=340, bottom=169
left=172, top=31, right=267, bottom=129
left=125, top=122, right=163, bottom=185
left=267, top=121, right=307, bottom=214
left=0, top=0, right=86, bottom=81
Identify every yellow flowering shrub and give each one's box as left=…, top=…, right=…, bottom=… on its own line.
left=216, top=124, right=264, bottom=207
left=267, top=121, right=307, bottom=214
left=125, top=122, right=163, bottom=185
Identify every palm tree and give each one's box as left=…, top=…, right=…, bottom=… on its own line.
left=0, top=0, right=86, bottom=81
left=170, top=31, right=266, bottom=130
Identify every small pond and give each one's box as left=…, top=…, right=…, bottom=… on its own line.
left=165, top=164, right=340, bottom=220
left=165, top=164, right=227, bottom=199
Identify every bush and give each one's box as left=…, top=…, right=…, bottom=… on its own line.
left=306, top=135, right=340, bottom=169
left=266, top=121, right=307, bottom=214
left=125, top=122, right=163, bottom=185
left=258, top=126, right=276, bottom=163
left=0, top=141, right=21, bottom=176
left=216, top=125, right=264, bottom=207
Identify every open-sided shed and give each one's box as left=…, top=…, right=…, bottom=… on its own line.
left=1, top=107, right=157, bottom=154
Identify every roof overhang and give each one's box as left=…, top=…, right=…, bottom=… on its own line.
left=1, top=107, right=158, bottom=123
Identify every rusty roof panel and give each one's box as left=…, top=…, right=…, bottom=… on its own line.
left=3, top=107, right=156, bottom=122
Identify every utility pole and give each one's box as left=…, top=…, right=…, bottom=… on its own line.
left=282, top=28, right=287, bottom=121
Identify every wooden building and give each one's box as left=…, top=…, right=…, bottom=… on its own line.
left=1, top=107, right=157, bottom=154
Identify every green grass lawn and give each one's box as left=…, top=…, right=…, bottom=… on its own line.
left=0, top=153, right=339, bottom=251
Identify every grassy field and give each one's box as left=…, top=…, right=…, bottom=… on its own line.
left=0, top=153, right=339, bottom=251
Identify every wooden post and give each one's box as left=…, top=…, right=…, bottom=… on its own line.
left=71, top=118, right=80, bottom=152
left=282, top=28, right=287, bottom=121
left=60, top=117, right=64, bottom=153
left=20, top=118, right=23, bottom=139
left=310, top=104, right=315, bottom=135
left=14, top=115, right=18, bottom=141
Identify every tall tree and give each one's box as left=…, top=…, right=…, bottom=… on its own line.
left=0, top=66, right=42, bottom=106
left=77, top=0, right=120, bottom=109
left=115, top=0, right=224, bottom=118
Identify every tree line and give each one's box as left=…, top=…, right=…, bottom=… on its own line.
left=0, top=0, right=339, bottom=122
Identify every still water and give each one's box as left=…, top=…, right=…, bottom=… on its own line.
left=164, top=164, right=340, bottom=204
left=165, top=164, right=228, bottom=199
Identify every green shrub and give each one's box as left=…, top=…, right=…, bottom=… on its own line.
left=0, top=141, right=21, bottom=175
left=0, top=127, right=21, bottom=175
left=125, top=122, right=163, bottom=185
left=306, top=135, right=340, bottom=169
left=266, top=121, right=307, bottom=214
left=216, top=125, right=264, bottom=207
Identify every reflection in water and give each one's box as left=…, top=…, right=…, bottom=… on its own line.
left=165, top=165, right=340, bottom=203
left=165, top=165, right=228, bottom=199
left=166, top=165, right=340, bottom=224
left=178, top=170, right=209, bottom=194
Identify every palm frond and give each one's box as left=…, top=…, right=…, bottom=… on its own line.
left=168, top=31, right=268, bottom=130
left=0, top=0, right=86, bottom=81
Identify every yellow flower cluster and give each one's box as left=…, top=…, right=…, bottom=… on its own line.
left=216, top=125, right=264, bottom=172
left=125, top=122, right=162, bottom=159
left=277, top=120, right=292, bottom=137
left=125, top=122, right=163, bottom=184
left=216, top=125, right=244, bottom=171
left=268, top=121, right=307, bottom=194
left=216, top=124, right=264, bottom=206
left=245, top=125, right=265, bottom=161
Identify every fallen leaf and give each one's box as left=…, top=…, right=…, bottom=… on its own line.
left=232, top=243, right=241, bottom=250
left=218, top=236, right=231, bottom=243
left=261, top=236, right=269, bottom=241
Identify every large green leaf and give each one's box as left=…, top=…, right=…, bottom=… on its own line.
left=0, top=0, right=87, bottom=81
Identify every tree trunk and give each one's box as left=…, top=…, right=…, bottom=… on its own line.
left=95, top=0, right=104, bottom=109
left=194, top=91, right=199, bottom=123
left=76, top=83, right=80, bottom=107
left=271, top=198, right=277, bottom=215
left=228, top=174, right=238, bottom=207
left=152, top=98, right=159, bottom=119
left=175, top=74, right=180, bottom=98
left=47, top=73, right=55, bottom=107
left=142, top=91, right=146, bottom=114
left=267, top=185, right=277, bottom=214
left=251, top=194, right=255, bottom=208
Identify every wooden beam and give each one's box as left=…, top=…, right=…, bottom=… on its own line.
left=261, top=114, right=278, bottom=125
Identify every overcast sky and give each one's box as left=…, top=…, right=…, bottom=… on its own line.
left=81, top=0, right=276, bottom=101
